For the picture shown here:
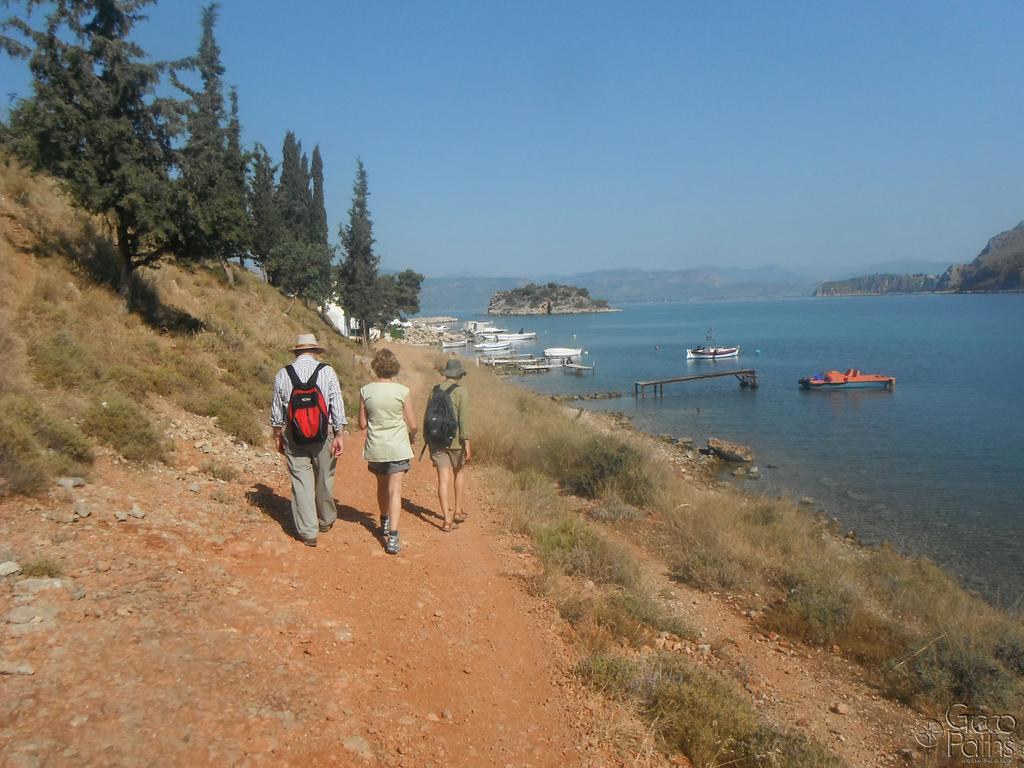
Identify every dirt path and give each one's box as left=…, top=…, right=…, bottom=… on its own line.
left=0, top=363, right=616, bottom=767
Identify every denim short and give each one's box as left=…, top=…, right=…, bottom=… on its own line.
left=367, top=459, right=411, bottom=476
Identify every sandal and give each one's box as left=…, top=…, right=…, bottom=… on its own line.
left=453, top=511, right=468, bottom=524
left=441, top=521, right=453, bottom=532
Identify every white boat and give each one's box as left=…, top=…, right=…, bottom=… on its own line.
left=686, top=346, right=740, bottom=360
left=544, top=347, right=583, bottom=358
left=440, top=340, right=467, bottom=349
left=493, top=332, right=537, bottom=341
left=686, top=329, right=739, bottom=360
left=475, top=341, right=512, bottom=352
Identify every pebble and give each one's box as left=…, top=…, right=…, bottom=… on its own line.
left=697, top=644, right=712, bottom=655
left=335, top=627, right=354, bottom=642
left=129, top=504, right=146, bottom=519
left=94, top=561, right=111, bottom=573
left=831, top=702, right=851, bottom=715
left=799, top=496, right=815, bottom=506
left=189, top=483, right=201, bottom=493
left=6, top=604, right=59, bottom=624
left=0, top=661, right=35, bottom=675
left=114, top=511, right=128, bottom=522
left=56, top=476, right=86, bottom=490
left=14, top=578, right=66, bottom=595
left=441, top=708, right=453, bottom=721
left=0, top=561, right=22, bottom=577
left=43, top=510, right=76, bottom=524
left=343, top=735, right=373, bottom=758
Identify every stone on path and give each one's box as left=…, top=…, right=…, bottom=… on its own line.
left=830, top=702, right=851, bottom=715
left=129, top=503, right=146, bottom=519
left=56, top=476, right=86, bottom=490
left=7, top=604, right=59, bottom=625
left=0, top=561, right=21, bottom=577
left=73, top=500, right=90, bottom=518
left=343, top=735, right=373, bottom=759
left=0, top=660, right=35, bottom=675
left=14, top=578, right=67, bottom=596
left=114, top=511, right=128, bottom=522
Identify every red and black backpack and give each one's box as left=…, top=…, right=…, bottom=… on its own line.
left=286, top=363, right=329, bottom=444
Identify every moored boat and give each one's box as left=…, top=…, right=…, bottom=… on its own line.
left=686, top=328, right=739, bottom=360
left=799, top=369, right=896, bottom=390
left=440, top=340, right=467, bottom=349
left=475, top=341, right=512, bottom=352
left=543, top=347, right=583, bottom=359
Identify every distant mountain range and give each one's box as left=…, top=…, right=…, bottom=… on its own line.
left=816, top=221, right=1024, bottom=296
left=419, top=266, right=813, bottom=315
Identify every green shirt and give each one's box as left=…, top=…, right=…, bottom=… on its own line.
left=426, top=381, right=469, bottom=450
left=360, top=381, right=414, bottom=462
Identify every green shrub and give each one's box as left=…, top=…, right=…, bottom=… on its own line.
left=201, top=391, right=265, bottom=445
left=0, top=395, right=93, bottom=494
left=533, top=517, right=639, bottom=589
left=579, top=654, right=839, bottom=768
left=29, top=331, right=102, bottom=390
left=82, top=396, right=165, bottom=462
left=202, top=460, right=239, bottom=482
left=764, top=580, right=854, bottom=646
left=541, top=433, right=656, bottom=507
left=0, top=416, right=51, bottom=494
left=893, top=633, right=1024, bottom=711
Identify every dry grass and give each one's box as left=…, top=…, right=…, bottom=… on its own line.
left=580, top=653, right=841, bottom=768
left=0, top=158, right=360, bottom=486
left=19, top=558, right=64, bottom=578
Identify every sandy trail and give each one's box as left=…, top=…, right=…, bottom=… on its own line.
left=0, top=363, right=612, bottom=767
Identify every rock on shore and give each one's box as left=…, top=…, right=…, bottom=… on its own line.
left=707, top=437, right=754, bottom=463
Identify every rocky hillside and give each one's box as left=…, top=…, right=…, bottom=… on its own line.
left=815, top=220, right=1024, bottom=296
left=814, top=273, right=942, bottom=296
left=487, top=282, right=616, bottom=315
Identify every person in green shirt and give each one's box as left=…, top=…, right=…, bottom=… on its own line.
left=359, top=349, right=417, bottom=555
left=426, top=358, right=471, bottom=532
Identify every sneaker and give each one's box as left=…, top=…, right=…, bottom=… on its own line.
left=300, top=537, right=317, bottom=548
left=318, top=521, right=334, bottom=533
left=380, top=516, right=390, bottom=539
left=385, top=530, right=400, bottom=555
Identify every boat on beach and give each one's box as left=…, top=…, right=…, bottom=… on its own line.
left=440, top=340, right=467, bottom=349
left=799, top=369, right=896, bottom=390
left=686, top=329, right=739, bottom=360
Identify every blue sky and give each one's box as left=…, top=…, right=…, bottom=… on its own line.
left=3, top=1, right=1022, bottom=277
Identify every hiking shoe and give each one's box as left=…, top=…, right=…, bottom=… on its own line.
left=380, top=516, right=390, bottom=539
left=385, top=531, right=400, bottom=555
left=319, top=521, right=334, bottom=533
left=300, top=537, right=317, bottom=548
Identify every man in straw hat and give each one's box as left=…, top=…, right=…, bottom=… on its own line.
left=271, top=334, right=346, bottom=546
left=423, top=357, right=471, bottom=532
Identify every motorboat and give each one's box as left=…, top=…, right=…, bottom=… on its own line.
left=686, top=328, right=739, bottom=360
left=440, top=340, right=468, bottom=349
left=799, top=369, right=896, bottom=390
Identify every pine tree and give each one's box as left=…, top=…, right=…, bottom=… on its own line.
left=309, top=145, right=328, bottom=247
left=3, top=0, right=182, bottom=297
left=337, top=159, right=379, bottom=347
left=248, top=143, right=282, bottom=281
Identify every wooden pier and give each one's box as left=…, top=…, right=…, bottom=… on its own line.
left=634, top=369, right=758, bottom=397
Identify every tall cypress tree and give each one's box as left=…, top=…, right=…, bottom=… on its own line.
left=309, top=145, right=328, bottom=247
left=276, top=131, right=309, bottom=243
left=337, top=158, right=379, bottom=347
left=248, top=143, right=282, bottom=281
left=177, top=3, right=249, bottom=284
left=3, top=0, right=182, bottom=297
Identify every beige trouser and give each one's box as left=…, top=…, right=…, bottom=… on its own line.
left=284, top=431, right=338, bottom=541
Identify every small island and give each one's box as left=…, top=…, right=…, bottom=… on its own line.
left=487, top=282, right=619, bottom=315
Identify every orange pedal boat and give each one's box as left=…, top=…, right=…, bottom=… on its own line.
left=799, top=369, right=896, bottom=390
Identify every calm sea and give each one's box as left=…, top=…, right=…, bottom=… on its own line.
left=448, top=295, right=1024, bottom=601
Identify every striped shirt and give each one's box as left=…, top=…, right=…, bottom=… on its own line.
left=271, top=354, right=347, bottom=431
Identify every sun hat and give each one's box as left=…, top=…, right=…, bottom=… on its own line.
left=291, top=333, right=326, bottom=353
left=442, top=358, right=466, bottom=379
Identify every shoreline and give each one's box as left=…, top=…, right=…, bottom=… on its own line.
left=504, top=375, right=1003, bottom=602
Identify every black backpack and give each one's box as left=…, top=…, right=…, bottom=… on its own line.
left=285, top=363, right=329, bottom=444
left=424, top=383, right=459, bottom=449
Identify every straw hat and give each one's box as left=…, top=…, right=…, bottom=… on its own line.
left=442, top=358, right=466, bottom=379
left=291, top=333, right=326, bottom=353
